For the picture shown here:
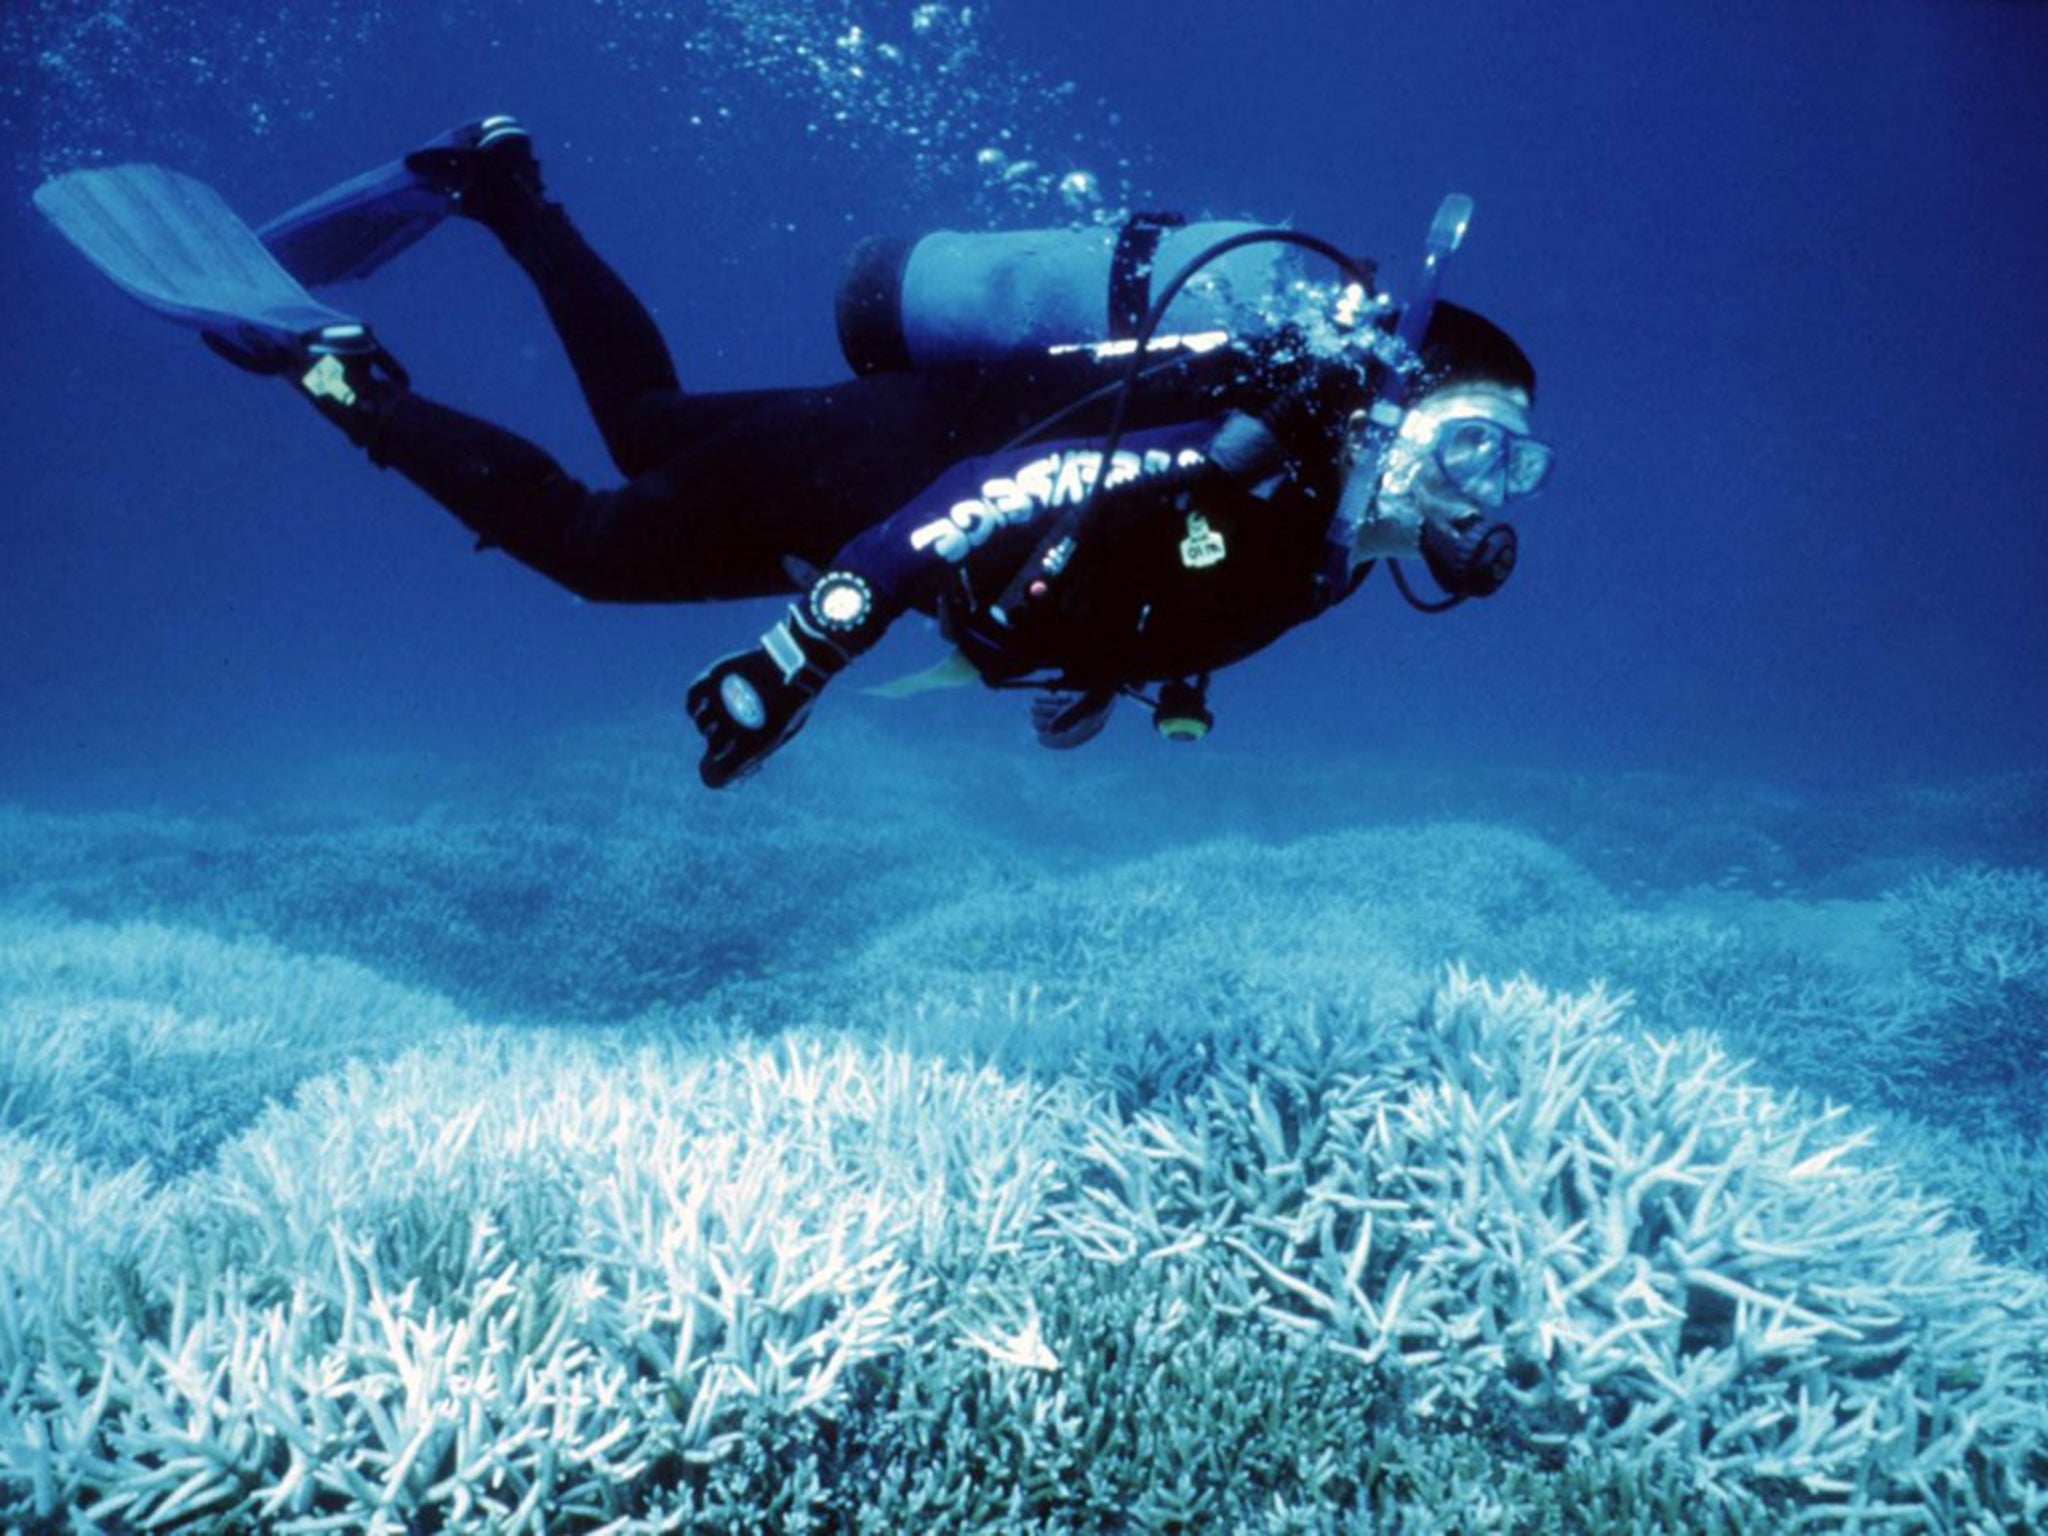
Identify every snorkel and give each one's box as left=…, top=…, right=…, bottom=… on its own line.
left=1327, top=193, right=1474, bottom=570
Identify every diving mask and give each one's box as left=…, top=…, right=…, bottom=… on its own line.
left=1428, top=415, right=1553, bottom=508
left=1341, top=391, right=1551, bottom=548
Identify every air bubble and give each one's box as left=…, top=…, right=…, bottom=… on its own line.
left=1058, top=169, right=1100, bottom=213
left=4, top=0, right=1145, bottom=219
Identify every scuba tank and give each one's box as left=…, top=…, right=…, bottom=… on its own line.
left=835, top=214, right=1306, bottom=374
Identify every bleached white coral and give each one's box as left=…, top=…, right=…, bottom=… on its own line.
left=0, top=1028, right=1088, bottom=1531
left=1884, top=867, right=2048, bottom=1099
left=0, top=918, right=467, bottom=1172
left=1065, top=971, right=2048, bottom=1529
left=4, top=943, right=2045, bottom=1529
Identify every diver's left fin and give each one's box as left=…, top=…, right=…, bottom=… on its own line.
left=33, top=163, right=367, bottom=360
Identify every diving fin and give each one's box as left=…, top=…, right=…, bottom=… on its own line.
left=34, top=163, right=369, bottom=361
left=257, top=154, right=451, bottom=288
left=256, top=115, right=531, bottom=287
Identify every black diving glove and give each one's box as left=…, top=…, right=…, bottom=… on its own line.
left=686, top=603, right=851, bottom=788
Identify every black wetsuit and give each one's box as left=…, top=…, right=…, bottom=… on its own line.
left=359, top=193, right=1373, bottom=690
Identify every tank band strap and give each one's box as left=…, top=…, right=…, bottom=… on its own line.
left=1108, top=212, right=1187, bottom=341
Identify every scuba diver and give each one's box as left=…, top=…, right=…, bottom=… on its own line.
left=33, top=117, right=1553, bottom=788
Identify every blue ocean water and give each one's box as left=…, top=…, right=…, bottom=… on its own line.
left=2, top=3, right=2046, bottom=1531
left=2, top=0, right=2043, bottom=797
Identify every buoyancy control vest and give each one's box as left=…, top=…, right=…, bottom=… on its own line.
left=834, top=200, right=1499, bottom=730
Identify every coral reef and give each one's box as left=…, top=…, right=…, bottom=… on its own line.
left=0, top=917, right=464, bottom=1174
left=1, top=1030, right=1084, bottom=1530
left=3, top=974, right=2043, bottom=1531
left=1066, top=972, right=2048, bottom=1528
left=1883, top=865, right=2048, bottom=1098
left=3, top=738, right=2047, bottom=1529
